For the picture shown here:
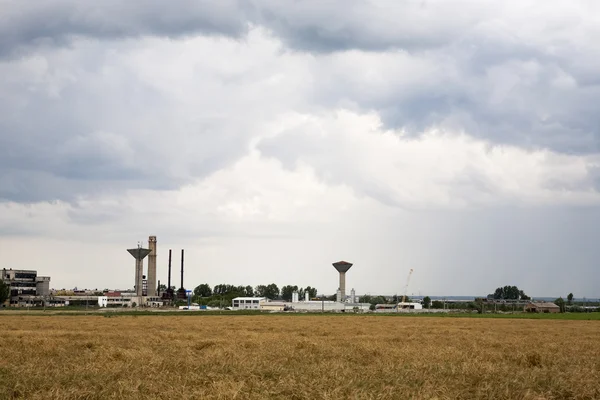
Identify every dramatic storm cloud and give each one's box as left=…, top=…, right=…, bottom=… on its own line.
left=1, top=1, right=600, bottom=297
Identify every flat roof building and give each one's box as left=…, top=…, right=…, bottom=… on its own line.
left=232, top=297, right=266, bottom=310
left=524, top=302, right=560, bottom=313
left=1, top=268, right=51, bottom=307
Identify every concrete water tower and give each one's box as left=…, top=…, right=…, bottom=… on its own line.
left=127, top=245, right=151, bottom=297
left=332, top=261, right=353, bottom=303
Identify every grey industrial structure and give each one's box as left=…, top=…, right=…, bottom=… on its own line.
left=1, top=268, right=51, bottom=307
left=147, top=236, right=157, bottom=297
left=127, top=245, right=151, bottom=297
left=333, top=260, right=352, bottom=303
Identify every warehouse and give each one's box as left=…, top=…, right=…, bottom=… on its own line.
left=524, top=302, right=560, bottom=313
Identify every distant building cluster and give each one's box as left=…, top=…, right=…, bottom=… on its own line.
left=232, top=289, right=374, bottom=312
left=0, top=236, right=562, bottom=313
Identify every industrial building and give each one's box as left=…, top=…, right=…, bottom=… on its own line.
left=374, top=302, right=423, bottom=312
left=123, top=235, right=188, bottom=307
left=1, top=268, right=51, bottom=307
left=2, top=252, right=415, bottom=313
left=232, top=297, right=266, bottom=309
left=524, top=302, right=560, bottom=313
left=230, top=261, right=371, bottom=313
left=232, top=296, right=371, bottom=312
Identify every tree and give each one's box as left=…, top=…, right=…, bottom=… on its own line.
left=255, top=283, right=280, bottom=299
left=299, top=287, right=307, bottom=300
left=244, top=285, right=254, bottom=297
left=264, top=283, right=280, bottom=299
left=304, top=286, right=318, bottom=299
left=567, top=293, right=574, bottom=305
left=193, top=283, right=212, bottom=298
left=423, top=296, right=431, bottom=309
left=255, top=285, right=266, bottom=297
left=431, top=300, right=444, bottom=309
left=0, top=280, right=9, bottom=305
left=492, top=286, right=529, bottom=300
left=158, top=284, right=167, bottom=292
left=555, top=297, right=565, bottom=313
left=519, top=290, right=530, bottom=300
left=281, top=285, right=298, bottom=301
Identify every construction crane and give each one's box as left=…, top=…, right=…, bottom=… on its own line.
left=399, top=268, right=414, bottom=310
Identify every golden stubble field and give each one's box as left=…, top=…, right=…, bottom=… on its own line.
left=0, top=315, right=599, bottom=400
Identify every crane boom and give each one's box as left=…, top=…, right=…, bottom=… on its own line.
left=400, top=268, right=414, bottom=309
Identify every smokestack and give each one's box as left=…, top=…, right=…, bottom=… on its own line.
left=332, top=261, right=353, bottom=303
left=157, top=280, right=161, bottom=296
left=127, top=246, right=151, bottom=297
left=180, top=249, right=184, bottom=289
left=167, top=249, right=172, bottom=290
left=147, top=236, right=157, bottom=297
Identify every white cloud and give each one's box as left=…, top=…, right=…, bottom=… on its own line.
left=260, top=110, right=600, bottom=208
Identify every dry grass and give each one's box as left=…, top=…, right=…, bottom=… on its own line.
left=0, top=315, right=599, bottom=399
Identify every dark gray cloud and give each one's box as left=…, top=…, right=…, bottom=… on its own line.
left=250, top=1, right=600, bottom=153
left=0, top=0, right=251, bottom=58
left=254, top=0, right=495, bottom=53
left=2, top=0, right=600, bottom=206
left=0, top=39, right=256, bottom=203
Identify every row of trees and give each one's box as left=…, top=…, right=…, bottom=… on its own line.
left=555, top=293, right=578, bottom=312
left=188, top=283, right=318, bottom=307
left=492, top=286, right=530, bottom=300
left=281, top=285, right=318, bottom=301
left=359, top=294, right=412, bottom=305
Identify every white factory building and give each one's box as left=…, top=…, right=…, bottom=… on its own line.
left=232, top=297, right=266, bottom=309
left=374, top=302, right=423, bottom=312
left=232, top=289, right=371, bottom=312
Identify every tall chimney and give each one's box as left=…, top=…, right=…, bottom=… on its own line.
left=147, top=236, right=157, bottom=297
left=332, top=261, right=353, bottom=303
left=167, top=249, right=172, bottom=290
left=127, top=246, right=151, bottom=297
left=180, top=249, right=184, bottom=289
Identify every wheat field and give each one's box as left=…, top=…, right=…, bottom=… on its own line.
left=0, top=314, right=599, bottom=399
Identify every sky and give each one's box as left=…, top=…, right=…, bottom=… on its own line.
left=2, top=0, right=600, bottom=298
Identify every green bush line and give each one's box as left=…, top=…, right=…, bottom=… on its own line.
left=2, top=309, right=600, bottom=320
